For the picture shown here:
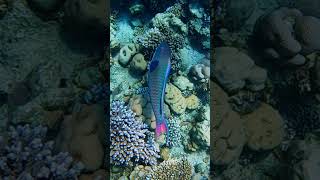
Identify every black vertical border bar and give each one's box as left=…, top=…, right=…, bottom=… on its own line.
left=105, top=0, right=111, bottom=179
left=210, top=0, right=215, bottom=178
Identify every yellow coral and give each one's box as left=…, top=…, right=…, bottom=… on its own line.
left=149, top=159, right=192, bottom=180
left=165, top=83, right=186, bottom=114
left=185, top=94, right=200, bottom=110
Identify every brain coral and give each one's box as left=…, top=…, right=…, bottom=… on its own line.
left=147, top=158, right=192, bottom=180
left=242, top=103, right=285, bottom=151
left=214, top=47, right=267, bottom=93
left=165, top=83, right=186, bottom=114
left=110, top=100, right=160, bottom=166
left=211, top=82, right=246, bottom=165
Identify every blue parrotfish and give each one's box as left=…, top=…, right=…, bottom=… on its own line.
left=147, top=42, right=171, bottom=140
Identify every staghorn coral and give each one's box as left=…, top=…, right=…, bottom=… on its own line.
left=0, top=124, right=83, bottom=179
left=147, top=158, right=192, bottom=180
left=110, top=100, right=160, bottom=166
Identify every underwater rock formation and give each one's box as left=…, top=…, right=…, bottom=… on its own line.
left=214, top=47, right=267, bottom=93
left=287, top=131, right=320, bottom=180
left=191, top=117, right=210, bottom=149
left=211, top=82, right=246, bottom=165
left=64, top=0, right=107, bottom=33
left=147, top=158, right=192, bottom=180
left=0, top=0, right=10, bottom=18
left=0, top=124, right=83, bottom=179
left=110, top=100, right=160, bottom=166
left=189, top=58, right=210, bottom=83
left=55, top=104, right=106, bottom=171
left=243, top=103, right=285, bottom=151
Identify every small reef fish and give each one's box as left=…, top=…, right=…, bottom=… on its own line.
left=147, top=42, right=171, bottom=142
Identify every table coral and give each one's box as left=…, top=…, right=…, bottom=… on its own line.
left=110, top=100, right=160, bottom=166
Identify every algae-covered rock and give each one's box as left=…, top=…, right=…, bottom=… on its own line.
left=243, top=103, right=284, bottom=151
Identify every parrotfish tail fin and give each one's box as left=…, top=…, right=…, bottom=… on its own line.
left=155, top=120, right=168, bottom=139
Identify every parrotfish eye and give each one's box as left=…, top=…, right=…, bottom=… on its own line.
left=149, top=60, right=159, bottom=72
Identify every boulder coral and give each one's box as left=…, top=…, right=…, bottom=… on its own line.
left=211, top=82, right=246, bottom=165
left=242, top=103, right=284, bottom=151
left=129, top=53, right=147, bottom=75
left=118, top=43, right=139, bottom=66
left=55, top=104, right=106, bottom=171
left=214, top=47, right=267, bottom=93
left=185, top=94, right=200, bottom=110
left=164, top=83, right=186, bottom=114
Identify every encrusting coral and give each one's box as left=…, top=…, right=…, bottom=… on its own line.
left=164, top=83, right=186, bottom=114
left=110, top=100, right=160, bottom=166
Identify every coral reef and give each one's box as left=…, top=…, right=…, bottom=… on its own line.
left=0, top=0, right=10, bottom=18
left=0, top=124, right=83, bottom=179
left=129, top=165, right=152, bottom=180
left=110, top=100, right=160, bottom=166
left=147, top=158, right=192, bottom=180
left=129, top=53, right=147, bottom=75
left=189, top=58, right=210, bottom=83
left=118, top=43, right=139, bottom=67
left=214, top=47, right=267, bottom=93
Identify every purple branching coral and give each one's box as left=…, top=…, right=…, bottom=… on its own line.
left=110, top=100, right=160, bottom=166
left=0, top=124, right=84, bottom=179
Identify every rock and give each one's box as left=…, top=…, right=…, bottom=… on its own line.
left=38, top=88, right=75, bottom=111
left=64, top=0, right=107, bottom=32
left=55, top=104, right=106, bottom=171
left=211, top=82, right=246, bottom=165
left=129, top=95, right=146, bottom=116
left=288, top=131, right=320, bottom=180
left=7, top=81, right=31, bottom=106
left=0, top=0, right=10, bottom=18
left=74, top=66, right=104, bottom=89
left=165, top=83, right=186, bottom=114
left=27, top=0, right=63, bottom=12
left=129, top=4, right=144, bottom=15
left=214, top=47, right=267, bottom=93
left=118, top=44, right=138, bottom=66
left=242, top=103, right=284, bottom=151
left=129, top=53, right=147, bottom=74
left=129, top=165, right=152, bottom=180
left=295, top=16, right=320, bottom=54
left=225, top=0, right=256, bottom=30
left=173, top=76, right=194, bottom=91
left=189, top=59, right=210, bottom=83
left=79, top=169, right=108, bottom=180
left=191, top=118, right=210, bottom=148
